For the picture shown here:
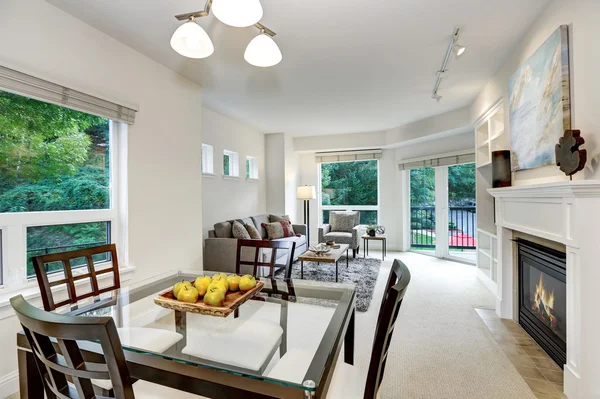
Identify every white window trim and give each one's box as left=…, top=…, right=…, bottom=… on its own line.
left=245, top=156, right=259, bottom=180
left=201, top=143, right=214, bottom=175
left=223, top=150, right=239, bottom=177
left=0, top=121, right=130, bottom=302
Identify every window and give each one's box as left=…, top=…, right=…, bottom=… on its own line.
left=201, top=143, right=214, bottom=174
left=223, top=150, right=239, bottom=177
left=0, top=89, right=124, bottom=289
left=320, top=160, right=379, bottom=225
left=246, top=156, right=258, bottom=179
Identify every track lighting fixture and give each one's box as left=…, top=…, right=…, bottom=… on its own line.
left=171, top=0, right=281, bottom=67
left=431, top=27, right=465, bottom=101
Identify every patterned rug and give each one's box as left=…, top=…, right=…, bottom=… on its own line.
left=274, top=256, right=382, bottom=312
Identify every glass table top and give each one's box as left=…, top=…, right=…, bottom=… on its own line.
left=63, top=270, right=356, bottom=392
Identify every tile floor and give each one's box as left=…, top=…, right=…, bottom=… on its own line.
left=475, top=308, right=566, bottom=399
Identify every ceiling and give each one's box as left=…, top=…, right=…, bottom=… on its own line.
left=47, top=0, right=549, bottom=136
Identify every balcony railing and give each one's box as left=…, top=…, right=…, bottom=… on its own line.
left=411, top=206, right=476, bottom=250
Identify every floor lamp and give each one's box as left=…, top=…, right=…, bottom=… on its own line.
left=297, top=185, right=316, bottom=246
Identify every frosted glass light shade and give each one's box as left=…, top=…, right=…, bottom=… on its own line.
left=170, top=21, right=214, bottom=59
left=244, top=34, right=282, bottom=67
left=297, top=186, right=316, bottom=200
left=212, top=0, right=263, bottom=28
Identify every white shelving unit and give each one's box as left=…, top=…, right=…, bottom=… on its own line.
left=475, top=100, right=507, bottom=295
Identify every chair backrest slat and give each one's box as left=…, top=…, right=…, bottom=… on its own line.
left=11, top=295, right=135, bottom=399
left=364, top=259, right=411, bottom=399
left=235, top=239, right=296, bottom=278
left=33, top=244, right=120, bottom=311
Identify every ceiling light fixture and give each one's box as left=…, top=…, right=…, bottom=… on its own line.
left=212, top=0, right=263, bottom=28
left=245, top=26, right=282, bottom=67
left=170, top=18, right=214, bottom=59
left=432, top=27, right=465, bottom=101
left=172, top=0, right=281, bottom=67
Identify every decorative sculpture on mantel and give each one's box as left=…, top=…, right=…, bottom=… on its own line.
left=555, top=129, right=587, bottom=179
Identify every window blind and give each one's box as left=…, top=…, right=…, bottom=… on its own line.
left=315, top=149, right=382, bottom=163
left=398, top=152, right=475, bottom=171
left=0, top=65, right=137, bottom=124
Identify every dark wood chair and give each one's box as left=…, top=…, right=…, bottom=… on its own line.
left=11, top=295, right=205, bottom=399
left=235, top=239, right=296, bottom=278
left=11, top=294, right=134, bottom=399
left=363, top=259, right=411, bottom=399
left=33, top=244, right=120, bottom=311
left=266, top=259, right=411, bottom=399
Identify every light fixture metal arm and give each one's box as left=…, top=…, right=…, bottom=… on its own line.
left=174, top=0, right=212, bottom=21
left=432, top=27, right=461, bottom=101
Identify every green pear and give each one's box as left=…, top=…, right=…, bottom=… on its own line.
left=176, top=285, right=199, bottom=303
left=227, top=274, right=241, bottom=291
left=203, top=286, right=225, bottom=307
left=173, top=280, right=193, bottom=297
left=239, top=275, right=257, bottom=292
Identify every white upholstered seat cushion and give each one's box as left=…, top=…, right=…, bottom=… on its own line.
left=91, top=327, right=183, bottom=391
left=132, top=380, right=209, bottom=398
left=182, top=318, right=283, bottom=371
left=266, top=348, right=314, bottom=384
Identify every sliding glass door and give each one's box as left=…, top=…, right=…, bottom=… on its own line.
left=409, top=163, right=476, bottom=263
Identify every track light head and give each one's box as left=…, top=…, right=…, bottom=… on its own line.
left=454, top=43, right=466, bottom=57
left=432, top=93, right=442, bottom=102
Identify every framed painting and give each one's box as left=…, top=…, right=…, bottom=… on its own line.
left=508, top=25, right=571, bottom=171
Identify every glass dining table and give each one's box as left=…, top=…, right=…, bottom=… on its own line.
left=16, top=270, right=356, bottom=399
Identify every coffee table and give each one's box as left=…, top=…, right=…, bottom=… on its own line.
left=298, top=244, right=350, bottom=282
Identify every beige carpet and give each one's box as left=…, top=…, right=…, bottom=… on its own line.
left=328, top=252, right=537, bottom=399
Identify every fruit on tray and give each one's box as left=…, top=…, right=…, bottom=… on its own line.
left=176, top=285, right=199, bottom=303
left=203, top=286, right=225, bottom=307
left=173, top=280, right=193, bottom=297
left=194, top=276, right=212, bottom=296
left=227, top=274, right=241, bottom=291
left=211, top=274, right=229, bottom=291
left=209, top=280, right=227, bottom=295
left=239, top=275, right=257, bottom=292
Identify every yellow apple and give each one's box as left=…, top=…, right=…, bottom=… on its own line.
left=209, top=281, right=227, bottom=295
left=194, top=276, right=212, bottom=296
left=176, top=285, right=199, bottom=303
left=239, top=275, right=257, bottom=292
left=211, top=274, right=229, bottom=291
left=203, top=286, right=225, bottom=307
left=227, top=274, right=241, bottom=291
left=173, top=280, right=193, bottom=297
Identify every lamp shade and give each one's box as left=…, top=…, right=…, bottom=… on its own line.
left=170, top=20, right=214, bottom=59
left=244, top=33, right=282, bottom=67
left=297, top=185, right=316, bottom=200
left=212, top=0, right=263, bottom=28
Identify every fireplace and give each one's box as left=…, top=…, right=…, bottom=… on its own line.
left=517, top=239, right=566, bottom=367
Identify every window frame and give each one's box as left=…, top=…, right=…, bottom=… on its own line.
left=318, top=160, right=380, bottom=226
left=0, top=120, right=128, bottom=293
left=246, top=155, right=259, bottom=180
left=201, top=143, right=214, bottom=175
left=223, top=149, right=240, bottom=178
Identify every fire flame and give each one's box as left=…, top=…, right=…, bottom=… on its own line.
left=532, top=273, right=557, bottom=328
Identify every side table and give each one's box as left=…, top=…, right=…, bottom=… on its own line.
left=362, top=234, right=387, bottom=260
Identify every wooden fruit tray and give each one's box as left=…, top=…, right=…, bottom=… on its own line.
left=154, top=281, right=264, bottom=317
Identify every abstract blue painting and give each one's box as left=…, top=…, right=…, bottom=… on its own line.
left=508, top=26, right=571, bottom=171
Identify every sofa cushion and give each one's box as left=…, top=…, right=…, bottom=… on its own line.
left=239, top=217, right=256, bottom=229
left=213, top=221, right=233, bottom=238
left=324, top=231, right=353, bottom=242
left=262, top=221, right=296, bottom=240
left=232, top=221, right=251, bottom=239
left=269, top=214, right=290, bottom=222
left=245, top=223, right=261, bottom=239
left=274, top=235, right=306, bottom=247
left=251, top=214, right=270, bottom=239
left=330, top=212, right=358, bottom=233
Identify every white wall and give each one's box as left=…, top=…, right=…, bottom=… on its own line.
left=471, top=0, right=600, bottom=185
left=202, top=107, right=266, bottom=238
left=0, top=0, right=204, bottom=393
left=284, top=134, right=300, bottom=220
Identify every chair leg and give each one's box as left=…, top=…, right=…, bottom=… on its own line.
left=352, top=249, right=356, bottom=258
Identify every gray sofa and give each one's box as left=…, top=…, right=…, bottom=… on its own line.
left=204, top=214, right=307, bottom=273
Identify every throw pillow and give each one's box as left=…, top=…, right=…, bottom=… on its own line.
left=232, top=220, right=251, bottom=239
left=262, top=220, right=296, bottom=240
left=330, top=212, right=357, bottom=233
left=269, top=214, right=290, bottom=222
left=245, top=223, right=262, bottom=240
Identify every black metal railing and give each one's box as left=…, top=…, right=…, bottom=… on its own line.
left=411, top=206, right=476, bottom=250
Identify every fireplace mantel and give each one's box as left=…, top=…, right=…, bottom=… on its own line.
left=488, top=180, right=600, bottom=399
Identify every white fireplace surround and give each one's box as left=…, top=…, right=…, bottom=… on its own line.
left=488, top=181, right=600, bottom=399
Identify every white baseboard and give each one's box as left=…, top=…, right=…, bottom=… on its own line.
left=564, top=364, right=579, bottom=399
left=0, top=371, right=18, bottom=398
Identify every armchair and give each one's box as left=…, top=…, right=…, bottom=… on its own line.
left=318, top=211, right=363, bottom=257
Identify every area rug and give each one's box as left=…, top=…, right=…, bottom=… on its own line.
left=274, top=256, right=381, bottom=312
